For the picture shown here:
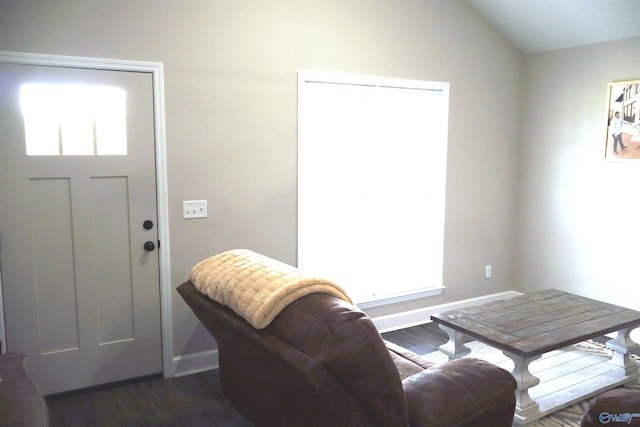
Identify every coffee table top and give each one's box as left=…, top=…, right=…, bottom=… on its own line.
left=430, top=289, right=640, bottom=358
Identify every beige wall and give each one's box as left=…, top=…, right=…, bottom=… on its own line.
left=517, top=36, right=640, bottom=310
left=0, top=0, right=523, bottom=359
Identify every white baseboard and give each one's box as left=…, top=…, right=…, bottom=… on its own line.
left=371, top=290, right=522, bottom=333
left=170, top=290, right=522, bottom=377
left=172, top=348, right=219, bottom=377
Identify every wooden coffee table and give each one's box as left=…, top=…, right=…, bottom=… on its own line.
left=431, top=289, right=640, bottom=425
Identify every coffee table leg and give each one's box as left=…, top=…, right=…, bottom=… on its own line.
left=503, top=351, right=541, bottom=420
left=438, top=325, right=471, bottom=360
left=606, top=328, right=639, bottom=377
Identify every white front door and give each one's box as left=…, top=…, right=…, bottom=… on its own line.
left=0, top=62, right=162, bottom=395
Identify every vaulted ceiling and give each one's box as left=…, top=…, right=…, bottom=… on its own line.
left=467, top=0, right=640, bottom=53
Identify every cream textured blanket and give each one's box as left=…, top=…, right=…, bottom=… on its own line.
left=189, top=249, right=353, bottom=329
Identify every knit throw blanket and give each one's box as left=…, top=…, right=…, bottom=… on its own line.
left=189, top=249, right=353, bottom=329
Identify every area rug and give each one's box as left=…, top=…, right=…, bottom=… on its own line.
left=419, top=340, right=640, bottom=427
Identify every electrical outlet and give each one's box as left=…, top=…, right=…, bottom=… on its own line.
left=485, top=265, right=492, bottom=279
left=182, top=200, right=207, bottom=219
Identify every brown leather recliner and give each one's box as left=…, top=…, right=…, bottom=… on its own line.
left=178, top=280, right=517, bottom=427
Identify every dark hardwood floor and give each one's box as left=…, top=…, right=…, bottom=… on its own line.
left=46, top=367, right=253, bottom=427
left=45, top=322, right=638, bottom=426
left=46, top=323, right=444, bottom=427
left=382, top=322, right=450, bottom=354
left=47, top=323, right=640, bottom=427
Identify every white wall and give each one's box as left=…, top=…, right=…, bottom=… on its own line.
left=0, top=0, right=523, bottom=360
left=517, top=37, right=640, bottom=310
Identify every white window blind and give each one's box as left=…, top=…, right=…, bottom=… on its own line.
left=298, top=72, right=449, bottom=304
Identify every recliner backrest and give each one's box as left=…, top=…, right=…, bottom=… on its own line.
left=268, top=293, right=409, bottom=426
left=178, top=281, right=408, bottom=426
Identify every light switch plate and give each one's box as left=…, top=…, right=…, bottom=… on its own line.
left=182, top=200, right=207, bottom=219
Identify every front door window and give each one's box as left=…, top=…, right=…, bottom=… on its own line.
left=21, top=84, right=127, bottom=156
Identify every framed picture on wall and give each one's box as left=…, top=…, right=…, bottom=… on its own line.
left=605, top=80, right=640, bottom=160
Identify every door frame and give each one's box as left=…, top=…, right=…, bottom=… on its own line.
left=0, top=51, right=174, bottom=377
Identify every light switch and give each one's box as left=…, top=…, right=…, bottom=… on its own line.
left=182, top=200, right=207, bottom=219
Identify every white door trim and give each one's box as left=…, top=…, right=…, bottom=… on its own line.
left=0, top=51, right=174, bottom=377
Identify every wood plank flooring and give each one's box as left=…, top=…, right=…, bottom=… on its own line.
left=46, top=368, right=254, bottom=427
left=45, top=324, right=442, bottom=426
left=45, top=323, right=639, bottom=426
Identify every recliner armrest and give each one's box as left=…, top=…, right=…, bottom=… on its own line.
left=402, top=358, right=516, bottom=427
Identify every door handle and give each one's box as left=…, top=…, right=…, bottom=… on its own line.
left=144, top=241, right=156, bottom=252
left=143, top=220, right=154, bottom=230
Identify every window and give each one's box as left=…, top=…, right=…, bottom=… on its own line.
left=21, top=84, right=127, bottom=156
left=298, top=72, right=449, bottom=305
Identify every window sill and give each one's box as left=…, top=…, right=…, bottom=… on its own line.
left=356, top=286, right=445, bottom=310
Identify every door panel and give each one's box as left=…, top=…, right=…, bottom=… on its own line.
left=93, top=176, right=134, bottom=344
left=30, top=177, right=79, bottom=354
left=0, top=62, right=162, bottom=395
